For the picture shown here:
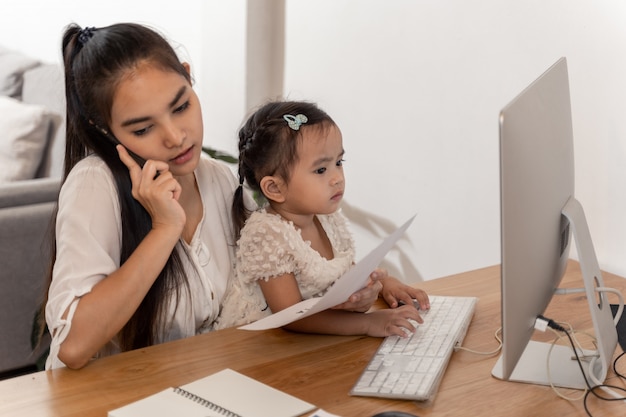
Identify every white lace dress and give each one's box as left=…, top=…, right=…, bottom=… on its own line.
left=215, top=209, right=355, bottom=329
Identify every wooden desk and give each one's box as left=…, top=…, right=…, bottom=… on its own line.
left=1, top=260, right=625, bottom=417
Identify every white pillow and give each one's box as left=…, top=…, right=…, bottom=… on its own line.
left=0, top=45, right=40, bottom=97
left=0, top=96, right=61, bottom=181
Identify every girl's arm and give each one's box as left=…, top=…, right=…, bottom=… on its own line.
left=258, top=273, right=423, bottom=337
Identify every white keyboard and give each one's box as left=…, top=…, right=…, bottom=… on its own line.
left=350, top=295, right=477, bottom=401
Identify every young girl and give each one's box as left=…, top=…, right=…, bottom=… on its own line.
left=42, top=24, right=382, bottom=370
left=216, top=100, right=429, bottom=336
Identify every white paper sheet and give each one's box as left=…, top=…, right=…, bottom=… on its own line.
left=239, top=215, right=416, bottom=331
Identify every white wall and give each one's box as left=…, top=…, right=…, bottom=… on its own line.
left=2, top=1, right=625, bottom=283
left=283, top=0, right=626, bottom=282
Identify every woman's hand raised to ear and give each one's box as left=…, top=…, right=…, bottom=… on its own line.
left=116, top=145, right=186, bottom=235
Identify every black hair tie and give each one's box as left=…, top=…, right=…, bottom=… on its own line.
left=77, top=26, right=96, bottom=46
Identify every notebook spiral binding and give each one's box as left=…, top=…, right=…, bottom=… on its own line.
left=173, top=387, right=242, bottom=417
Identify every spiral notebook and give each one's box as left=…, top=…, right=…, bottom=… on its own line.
left=108, top=368, right=316, bottom=417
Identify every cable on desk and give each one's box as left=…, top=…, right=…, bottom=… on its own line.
left=454, top=327, right=502, bottom=356
left=542, top=320, right=592, bottom=402
left=613, top=351, right=626, bottom=380
left=537, top=314, right=626, bottom=417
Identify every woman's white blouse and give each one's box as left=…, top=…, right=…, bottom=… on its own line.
left=45, top=153, right=238, bottom=369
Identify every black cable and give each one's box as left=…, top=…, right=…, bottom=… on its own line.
left=583, top=384, right=626, bottom=417
left=538, top=314, right=626, bottom=417
left=613, top=350, right=626, bottom=380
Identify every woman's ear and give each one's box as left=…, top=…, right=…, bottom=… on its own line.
left=260, top=176, right=286, bottom=203
left=182, top=62, right=191, bottom=75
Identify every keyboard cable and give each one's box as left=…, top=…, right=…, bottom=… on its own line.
left=454, top=327, right=502, bottom=356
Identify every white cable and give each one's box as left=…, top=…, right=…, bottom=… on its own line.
left=557, top=286, right=623, bottom=326
left=539, top=286, right=626, bottom=405
left=595, top=286, right=624, bottom=326
left=454, top=327, right=502, bottom=355
left=587, top=356, right=626, bottom=401
left=545, top=328, right=587, bottom=401
left=554, top=287, right=586, bottom=295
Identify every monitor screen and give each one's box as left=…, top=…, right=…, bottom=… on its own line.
left=491, top=57, right=618, bottom=389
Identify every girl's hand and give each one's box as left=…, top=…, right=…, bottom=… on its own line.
left=332, top=277, right=383, bottom=313
left=117, top=145, right=186, bottom=234
left=366, top=304, right=423, bottom=337
left=371, top=268, right=430, bottom=311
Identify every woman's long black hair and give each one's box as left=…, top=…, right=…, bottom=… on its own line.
left=40, top=23, right=193, bottom=352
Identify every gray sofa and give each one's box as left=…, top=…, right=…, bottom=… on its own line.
left=0, top=46, right=65, bottom=378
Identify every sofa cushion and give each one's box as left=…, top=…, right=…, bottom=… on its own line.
left=0, top=177, right=60, bottom=209
left=0, top=200, right=55, bottom=374
left=22, top=64, right=66, bottom=179
left=0, top=96, right=61, bottom=182
left=0, top=45, right=40, bottom=98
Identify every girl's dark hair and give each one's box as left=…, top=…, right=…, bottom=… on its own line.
left=40, top=23, right=194, bottom=352
left=232, top=100, right=335, bottom=238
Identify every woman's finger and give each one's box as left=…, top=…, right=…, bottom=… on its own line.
left=116, top=145, right=142, bottom=185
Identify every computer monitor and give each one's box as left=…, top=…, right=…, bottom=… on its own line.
left=491, top=57, right=618, bottom=389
